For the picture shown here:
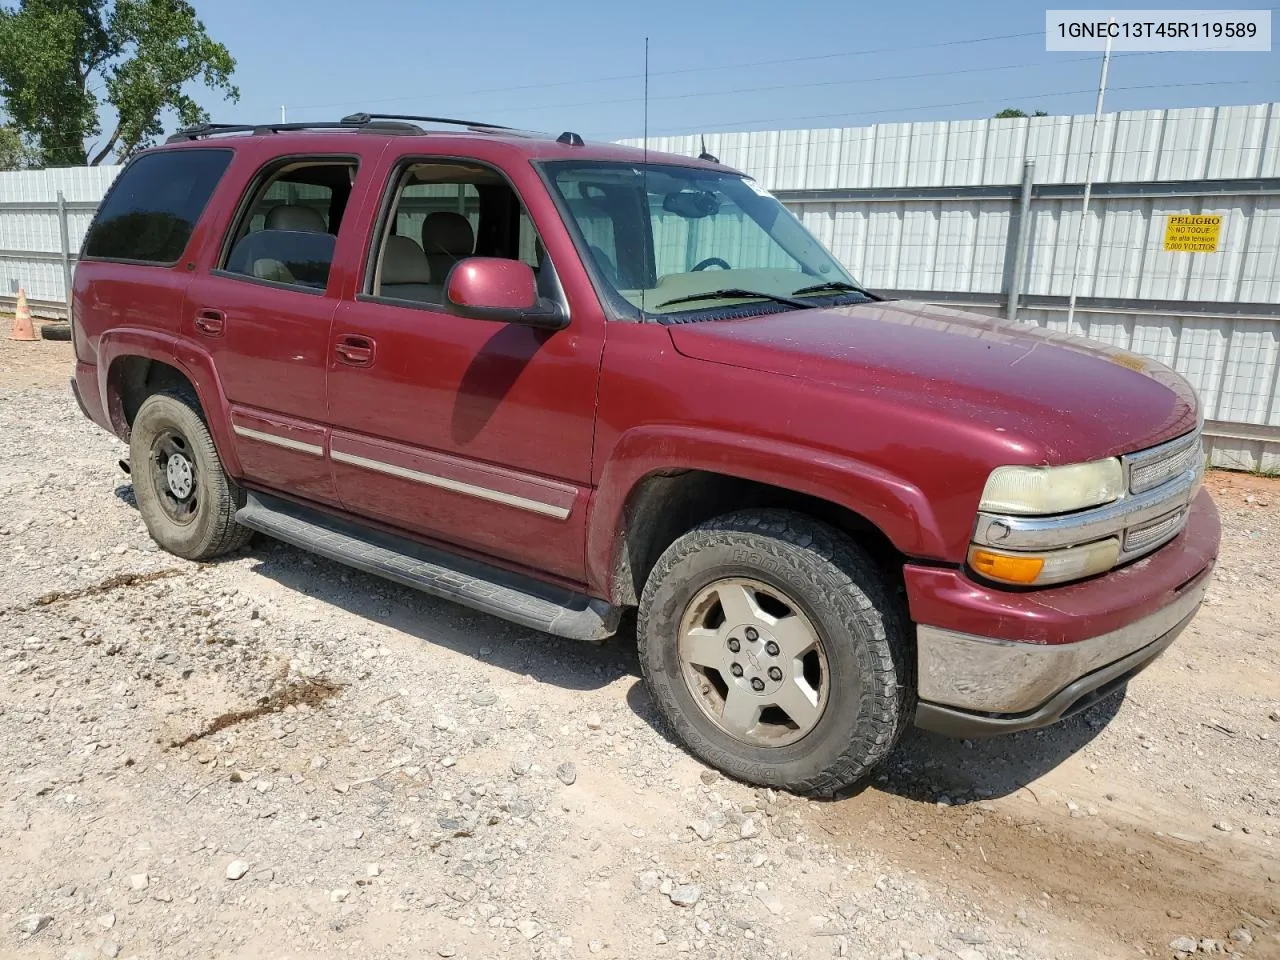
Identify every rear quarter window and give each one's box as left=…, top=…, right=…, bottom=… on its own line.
left=82, top=149, right=233, bottom=265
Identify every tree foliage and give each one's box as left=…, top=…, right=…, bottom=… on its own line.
left=0, top=0, right=237, bottom=167
left=994, top=108, right=1050, bottom=119
left=0, top=124, right=36, bottom=169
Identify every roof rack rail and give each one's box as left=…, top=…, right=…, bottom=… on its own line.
left=341, top=112, right=513, bottom=131
left=164, top=112, right=540, bottom=145
left=166, top=117, right=424, bottom=143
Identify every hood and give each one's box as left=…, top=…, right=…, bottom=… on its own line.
left=667, top=301, right=1199, bottom=463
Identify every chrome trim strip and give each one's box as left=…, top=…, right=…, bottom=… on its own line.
left=232, top=424, right=324, bottom=457
left=330, top=450, right=572, bottom=520
left=916, top=576, right=1208, bottom=713
left=973, top=461, right=1202, bottom=553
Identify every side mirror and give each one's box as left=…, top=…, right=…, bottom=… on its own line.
left=444, top=257, right=567, bottom=330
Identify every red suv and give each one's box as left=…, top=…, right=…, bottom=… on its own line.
left=70, top=114, right=1218, bottom=794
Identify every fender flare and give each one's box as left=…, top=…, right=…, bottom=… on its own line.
left=97, top=329, right=243, bottom=478
left=585, top=424, right=946, bottom=600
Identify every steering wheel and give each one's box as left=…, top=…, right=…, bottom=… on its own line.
left=691, top=257, right=731, bottom=271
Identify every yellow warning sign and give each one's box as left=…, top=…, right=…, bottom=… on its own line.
left=1164, top=215, right=1222, bottom=253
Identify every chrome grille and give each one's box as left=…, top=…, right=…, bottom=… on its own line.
left=1125, top=428, right=1203, bottom=495
left=1123, top=507, right=1187, bottom=553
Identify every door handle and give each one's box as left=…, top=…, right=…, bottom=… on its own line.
left=194, top=309, right=225, bottom=337
left=335, top=334, right=376, bottom=367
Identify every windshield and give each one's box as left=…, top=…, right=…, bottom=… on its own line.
left=543, top=161, right=869, bottom=319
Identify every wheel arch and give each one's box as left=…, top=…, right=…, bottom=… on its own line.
left=106, top=355, right=195, bottom=436
left=587, top=427, right=943, bottom=607
left=98, top=330, right=242, bottom=477
left=596, top=467, right=911, bottom=609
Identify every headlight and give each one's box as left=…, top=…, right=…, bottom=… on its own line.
left=979, top=459, right=1124, bottom=516
left=968, top=539, right=1121, bottom=586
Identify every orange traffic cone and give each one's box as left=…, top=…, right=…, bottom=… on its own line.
left=9, top=288, right=36, bottom=341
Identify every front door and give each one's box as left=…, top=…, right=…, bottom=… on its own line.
left=185, top=155, right=365, bottom=505
left=326, top=157, right=602, bottom=583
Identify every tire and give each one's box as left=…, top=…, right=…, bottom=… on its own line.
left=637, top=509, right=912, bottom=795
left=129, top=388, right=253, bottom=561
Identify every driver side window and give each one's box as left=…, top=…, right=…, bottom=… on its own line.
left=367, top=161, right=543, bottom=307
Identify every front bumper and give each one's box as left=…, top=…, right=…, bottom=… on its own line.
left=914, top=576, right=1205, bottom=737
left=910, top=488, right=1218, bottom=737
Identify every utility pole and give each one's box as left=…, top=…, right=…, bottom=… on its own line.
left=280, top=105, right=287, bottom=124
left=1065, top=25, right=1113, bottom=333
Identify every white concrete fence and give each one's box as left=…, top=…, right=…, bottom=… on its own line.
left=630, top=102, right=1280, bottom=471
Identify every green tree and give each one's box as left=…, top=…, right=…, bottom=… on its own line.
left=0, top=123, right=35, bottom=168
left=994, top=108, right=1049, bottom=119
left=0, top=0, right=237, bottom=168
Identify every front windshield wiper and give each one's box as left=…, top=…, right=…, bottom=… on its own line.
left=790, top=280, right=879, bottom=300
left=655, top=288, right=815, bottom=310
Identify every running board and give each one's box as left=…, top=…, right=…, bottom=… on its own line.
left=236, top=492, right=621, bottom=642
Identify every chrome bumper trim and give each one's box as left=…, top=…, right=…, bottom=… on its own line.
left=916, top=577, right=1208, bottom=714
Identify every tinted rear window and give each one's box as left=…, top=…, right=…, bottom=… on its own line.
left=83, top=149, right=232, bottom=264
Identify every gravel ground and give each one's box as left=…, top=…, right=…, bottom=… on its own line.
left=1, top=337, right=1277, bottom=960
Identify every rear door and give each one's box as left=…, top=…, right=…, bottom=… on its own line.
left=184, top=153, right=369, bottom=505
left=325, top=151, right=603, bottom=583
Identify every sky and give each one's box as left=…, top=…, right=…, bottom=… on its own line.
left=186, top=0, right=1278, bottom=141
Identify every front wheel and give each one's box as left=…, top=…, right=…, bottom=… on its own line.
left=637, top=510, right=911, bottom=795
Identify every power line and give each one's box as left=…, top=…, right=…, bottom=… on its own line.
left=435, top=52, right=1156, bottom=121
left=640, top=79, right=1280, bottom=136
left=290, top=30, right=1044, bottom=112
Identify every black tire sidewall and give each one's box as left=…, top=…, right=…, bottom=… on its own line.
left=639, top=515, right=905, bottom=792
left=130, top=393, right=230, bottom=560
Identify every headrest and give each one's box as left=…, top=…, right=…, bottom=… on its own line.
left=264, top=204, right=327, bottom=233
left=422, top=211, right=474, bottom=256
left=381, top=235, right=431, bottom=285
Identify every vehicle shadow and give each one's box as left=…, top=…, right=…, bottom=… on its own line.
left=112, top=482, right=1121, bottom=796
left=861, top=692, right=1123, bottom=804
left=114, top=483, right=137, bottom=508
left=244, top=536, right=641, bottom=695
left=624, top=675, right=1125, bottom=803
left=114, top=483, right=638, bottom=693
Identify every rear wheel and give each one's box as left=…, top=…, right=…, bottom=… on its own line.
left=129, top=388, right=252, bottom=560
left=638, top=510, right=911, bottom=795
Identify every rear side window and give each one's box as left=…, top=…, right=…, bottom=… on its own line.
left=219, top=159, right=357, bottom=291
left=83, top=149, right=232, bottom=264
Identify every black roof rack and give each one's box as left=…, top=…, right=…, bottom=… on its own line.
left=341, top=112, right=513, bottom=131
left=166, top=112, right=551, bottom=145
left=166, top=117, right=422, bottom=143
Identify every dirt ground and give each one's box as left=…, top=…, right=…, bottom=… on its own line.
left=1, top=336, right=1277, bottom=960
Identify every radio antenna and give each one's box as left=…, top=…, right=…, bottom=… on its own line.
left=641, top=36, right=649, bottom=318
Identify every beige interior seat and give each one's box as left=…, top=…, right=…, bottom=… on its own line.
left=379, top=235, right=436, bottom=302
left=252, top=258, right=296, bottom=283
left=421, top=212, right=474, bottom=282
left=265, top=204, right=327, bottom=232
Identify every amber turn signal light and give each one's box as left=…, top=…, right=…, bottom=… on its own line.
left=968, top=548, right=1045, bottom=585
